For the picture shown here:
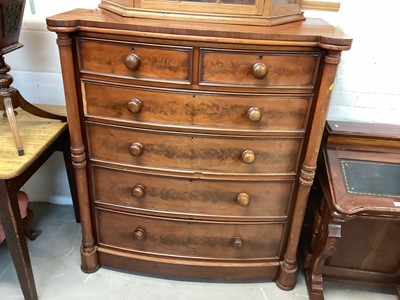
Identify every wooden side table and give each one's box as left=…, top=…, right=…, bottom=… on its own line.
left=302, top=121, right=400, bottom=300
left=0, top=105, right=79, bottom=300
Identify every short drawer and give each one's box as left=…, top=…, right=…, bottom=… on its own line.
left=83, top=81, right=311, bottom=132
left=96, top=208, right=286, bottom=259
left=86, top=123, right=303, bottom=174
left=77, top=38, right=192, bottom=84
left=92, top=166, right=294, bottom=219
left=199, top=49, right=320, bottom=89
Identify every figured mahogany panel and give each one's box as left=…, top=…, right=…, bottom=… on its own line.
left=326, top=218, right=400, bottom=275
left=77, top=38, right=192, bottom=84
left=92, top=165, right=294, bottom=219
left=96, top=208, right=286, bottom=259
left=83, top=81, right=311, bottom=132
left=97, top=249, right=279, bottom=280
left=200, top=49, right=320, bottom=89
left=86, top=123, right=303, bottom=174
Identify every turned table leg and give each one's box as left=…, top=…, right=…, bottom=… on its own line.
left=3, top=96, right=24, bottom=156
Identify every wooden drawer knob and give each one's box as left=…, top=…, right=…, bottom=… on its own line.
left=236, top=193, right=250, bottom=207
left=252, top=62, right=268, bottom=79
left=127, top=98, right=142, bottom=114
left=247, top=107, right=262, bottom=122
left=132, top=228, right=145, bottom=241
left=129, top=142, right=144, bottom=157
left=124, top=53, right=141, bottom=71
left=242, top=150, right=255, bottom=164
left=132, top=185, right=145, bottom=199
left=232, top=237, right=244, bottom=249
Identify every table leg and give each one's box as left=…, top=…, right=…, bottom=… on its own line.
left=3, top=96, right=24, bottom=156
left=0, top=180, right=38, bottom=300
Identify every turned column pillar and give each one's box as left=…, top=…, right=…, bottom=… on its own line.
left=276, top=50, right=343, bottom=290
left=55, top=32, right=99, bottom=273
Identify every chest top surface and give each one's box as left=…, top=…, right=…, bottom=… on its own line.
left=46, top=8, right=351, bottom=49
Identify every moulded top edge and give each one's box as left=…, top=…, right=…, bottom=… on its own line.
left=46, top=8, right=352, bottom=49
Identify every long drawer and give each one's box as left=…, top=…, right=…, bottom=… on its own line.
left=92, top=165, right=294, bottom=219
left=86, top=122, right=303, bottom=174
left=96, top=208, right=286, bottom=260
left=77, top=38, right=193, bottom=84
left=199, top=48, right=320, bottom=89
left=83, top=81, right=312, bottom=132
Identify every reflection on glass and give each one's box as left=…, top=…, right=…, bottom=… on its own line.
left=221, top=0, right=256, bottom=4
left=184, top=0, right=216, bottom=3
left=273, top=0, right=297, bottom=5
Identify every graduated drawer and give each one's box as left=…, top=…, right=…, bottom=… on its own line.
left=83, top=81, right=311, bottom=132
left=92, top=166, right=294, bottom=218
left=96, top=208, right=285, bottom=259
left=86, top=123, right=303, bottom=174
left=77, top=38, right=192, bottom=84
left=199, top=49, right=320, bottom=89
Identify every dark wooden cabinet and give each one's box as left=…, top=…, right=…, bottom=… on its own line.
left=47, top=9, right=351, bottom=290
left=302, top=121, right=400, bottom=299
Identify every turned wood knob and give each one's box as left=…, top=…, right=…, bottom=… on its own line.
left=132, top=228, right=145, bottom=241
left=242, top=150, right=255, bottom=164
left=127, top=98, right=142, bottom=114
left=247, top=107, right=262, bottom=122
left=252, top=62, right=268, bottom=79
left=132, top=185, right=145, bottom=199
left=232, top=237, right=244, bottom=249
left=236, top=193, right=250, bottom=207
left=129, top=142, right=144, bottom=157
left=124, top=53, right=141, bottom=71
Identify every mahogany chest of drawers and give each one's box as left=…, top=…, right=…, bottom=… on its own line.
left=47, top=9, right=351, bottom=290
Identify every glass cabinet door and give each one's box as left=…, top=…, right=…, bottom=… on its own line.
left=140, top=0, right=263, bottom=16
left=185, top=0, right=257, bottom=4
left=273, top=0, right=298, bottom=5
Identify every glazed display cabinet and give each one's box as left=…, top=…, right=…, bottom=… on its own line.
left=99, top=0, right=305, bottom=25
left=46, top=4, right=351, bottom=290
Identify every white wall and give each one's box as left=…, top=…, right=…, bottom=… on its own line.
left=308, top=1, right=400, bottom=124
left=7, top=1, right=99, bottom=205
left=6, top=0, right=400, bottom=204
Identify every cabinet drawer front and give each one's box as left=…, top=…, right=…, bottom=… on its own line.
left=78, top=39, right=192, bottom=84
left=93, top=166, right=294, bottom=218
left=96, top=208, right=285, bottom=259
left=83, top=81, right=311, bottom=132
left=87, top=123, right=303, bottom=174
left=200, top=49, right=320, bottom=89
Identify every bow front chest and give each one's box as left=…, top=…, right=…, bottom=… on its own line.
left=47, top=9, right=351, bottom=290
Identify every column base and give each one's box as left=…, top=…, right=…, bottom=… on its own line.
left=80, top=245, right=99, bottom=273
left=276, top=260, right=298, bottom=291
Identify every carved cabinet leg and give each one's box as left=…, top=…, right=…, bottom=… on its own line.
left=305, top=207, right=342, bottom=300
